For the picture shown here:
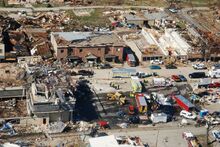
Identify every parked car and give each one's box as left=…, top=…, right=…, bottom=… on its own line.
left=189, top=72, right=206, bottom=78
left=178, top=75, right=187, bottom=82
left=171, top=75, right=181, bottom=82
left=78, top=70, right=94, bottom=76
left=98, top=63, right=112, bottom=69
left=208, top=82, right=220, bottom=88
left=169, top=8, right=178, bottom=13
left=208, top=69, right=220, bottom=78
left=149, top=65, right=161, bottom=70
left=182, top=132, right=201, bottom=147
left=192, top=63, right=207, bottom=70
left=211, top=64, right=220, bottom=70
left=165, top=64, right=177, bottom=69
left=128, top=116, right=140, bottom=124
left=180, top=110, right=197, bottom=120
left=182, top=132, right=195, bottom=140
left=212, top=130, right=220, bottom=141
left=150, top=59, right=163, bottom=65
left=211, top=111, right=220, bottom=117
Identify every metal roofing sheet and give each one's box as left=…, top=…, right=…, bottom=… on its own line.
left=54, top=32, right=93, bottom=41
left=175, top=95, right=194, bottom=108
left=144, top=12, right=168, bottom=20
left=0, top=87, right=25, bottom=98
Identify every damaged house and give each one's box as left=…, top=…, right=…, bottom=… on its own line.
left=6, top=30, right=30, bottom=59
left=50, top=31, right=126, bottom=63
left=24, top=28, right=52, bottom=58
left=26, top=64, right=76, bottom=123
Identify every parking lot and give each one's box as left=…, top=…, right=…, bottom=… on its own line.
left=70, top=62, right=220, bottom=147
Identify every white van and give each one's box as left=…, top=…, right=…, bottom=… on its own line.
left=209, top=69, right=220, bottom=78
left=180, top=110, right=197, bottom=120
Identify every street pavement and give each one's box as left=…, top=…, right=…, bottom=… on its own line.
left=92, top=65, right=208, bottom=81
left=106, top=126, right=206, bottom=147
left=0, top=5, right=161, bottom=12
left=0, top=5, right=209, bottom=13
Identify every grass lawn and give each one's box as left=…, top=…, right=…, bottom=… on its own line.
left=65, top=9, right=110, bottom=31
left=179, top=0, right=220, bottom=7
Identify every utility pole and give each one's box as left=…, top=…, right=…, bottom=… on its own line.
left=206, top=121, right=210, bottom=146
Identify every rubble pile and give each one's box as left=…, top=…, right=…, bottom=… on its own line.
left=18, top=11, right=70, bottom=31
left=0, top=63, right=25, bottom=88
left=0, top=100, right=27, bottom=118
left=73, top=121, right=96, bottom=132
left=46, top=121, right=67, bottom=134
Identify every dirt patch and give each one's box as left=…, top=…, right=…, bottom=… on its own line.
left=0, top=99, right=27, bottom=118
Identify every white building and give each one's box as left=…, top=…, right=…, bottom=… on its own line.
left=158, top=29, right=191, bottom=57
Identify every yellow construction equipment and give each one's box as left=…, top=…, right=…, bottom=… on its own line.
left=107, top=92, right=126, bottom=105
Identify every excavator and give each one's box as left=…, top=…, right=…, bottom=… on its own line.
left=107, top=92, right=126, bottom=106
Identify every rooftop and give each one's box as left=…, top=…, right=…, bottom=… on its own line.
left=125, top=29, right=164, bottom=56
left=52, top=31, right=125, bottom=47
left=144, top=11, right=169, bottom=20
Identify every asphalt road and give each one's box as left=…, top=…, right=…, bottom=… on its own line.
left=106, top=126, right=206, bottom=147
left=0, top=5, right=208, bottom=13
left=0, top=5, right=161, bottom=12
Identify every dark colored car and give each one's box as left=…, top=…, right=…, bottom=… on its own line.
left=149, top=65, right=161, bottom=70
left=98, top=63, right=112, bottom=69
left=211, top=111, right=220, bottom=117
left=128, top=116, right=140, bottom=124
left=178, top=75, right=187, bottom=82
left=78, top=70, right=94, bottom=76
left=208, top=82, right=220, bottom=88
left=171, top=75, right=181, bottom=82
left=165, top=64, right=177, bottom=69
left=189, top=72, right=206, bottom=78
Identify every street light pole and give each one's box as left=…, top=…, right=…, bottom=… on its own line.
left=206, top=121, right=210, bottom=146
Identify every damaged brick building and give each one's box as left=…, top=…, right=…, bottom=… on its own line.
left=50, top=31, right=126, bottom=63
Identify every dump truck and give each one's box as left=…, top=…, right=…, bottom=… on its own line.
left=107, top=92, right=126, bottom=105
